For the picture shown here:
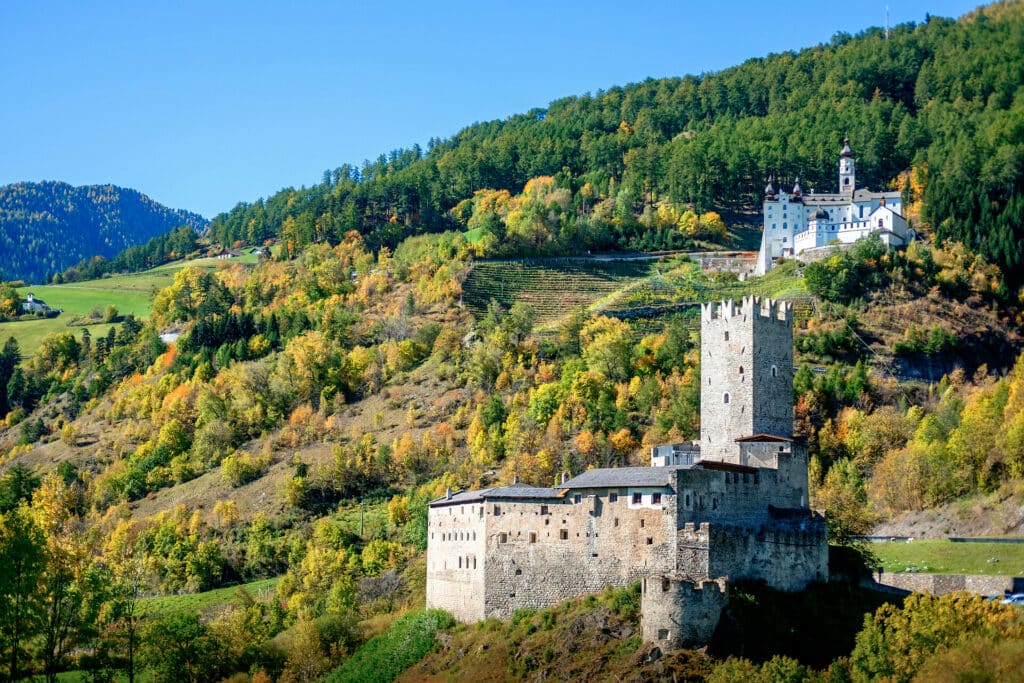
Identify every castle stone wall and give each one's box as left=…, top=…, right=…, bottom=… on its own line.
left=481, top=490, right=679, bottom=619
left=426, top=502, right=488, bottom=622
left=678, top=521, right=827, bottom=591
left=674, top=459, right=807, bottom=528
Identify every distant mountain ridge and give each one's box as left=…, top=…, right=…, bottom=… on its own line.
left=0, top=180, right=208, bottom=283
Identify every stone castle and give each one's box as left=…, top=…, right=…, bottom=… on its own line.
left=755, top=139, right=909, bottom=275
left=426, top=297, right=827, bottom=648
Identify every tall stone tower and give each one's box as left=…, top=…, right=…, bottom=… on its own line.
left=838, top=138, right=855, bottom=196
left=699, top=297, right=793, bottom=463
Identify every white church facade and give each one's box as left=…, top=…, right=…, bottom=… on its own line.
left=755, top=139, right=910, bottom=275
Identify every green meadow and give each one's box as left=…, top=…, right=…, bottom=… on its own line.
left=872, top=540, right=1024, bottom=576
left=2, top=253, right=259, bottom=356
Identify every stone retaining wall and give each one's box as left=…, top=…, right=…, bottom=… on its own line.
left=876, top=572, right=1024, bottom=596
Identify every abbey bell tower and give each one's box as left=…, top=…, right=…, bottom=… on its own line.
left=838, top=138, right=855, bottom=196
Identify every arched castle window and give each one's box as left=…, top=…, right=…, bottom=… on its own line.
left=738, top=366, right=744, bottom=374
left=723, top=393, right=730, bottom=404
left=771, top=365, right=778, bottom=377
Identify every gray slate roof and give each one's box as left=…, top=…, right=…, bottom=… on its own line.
left=430, top=484, right=562, bottom=507
left=561, top=466, right=683, bottom=489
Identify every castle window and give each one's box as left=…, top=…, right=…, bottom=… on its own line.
left=632, top=493, right=642, bottom=504
left=498, top=533, right=508, bottom=544
left=783, top=222, right=787, bottom=229
left=573, top=494, right=582, bottom=504
left=473, top=557, right=477, bottom=569
left=529, top=532, right=537, bottom=543
left=646, top=537, right=653, bottom=545
left=458, top=557, right=462, bottom=568
left=640, top=518, right=645, bottom=528
left=725, top=473, right=730, bottom=483
left=658, top=629, right=669, bottom=640
left=712, top=498, right=718, bottom=510
left=545, top=519, right=549, bottom=525
left=609, top=493, right=618, bottom=503
left=685, top=494, right=690, bottom=507
left=738, top=366, right=744, bottom=374
left=494, top=505, right=501, bottom=515
left=614, top=518, right=619, bottom=527
left=723, top=331, right=729, bottom=341
left=473, top=531, right=476, bottom=540
left=723, top=393, right=730, bottom=404
left=772, top=223, right=776, bottom=229
left=652, top=493, right=662, bottom=505
left=540, top=505, right=548, bottom=515
left=559, top=529, right=568, bottom=540
left=771, top=365, right=778, bottom=377
left=662, top=577, right=670, bottom=592
left=515, top=568, right=522, bottom=575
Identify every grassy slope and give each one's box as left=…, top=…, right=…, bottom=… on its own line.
left=137, top=577, right=279, bottom=618
left=872, top=540, right=1024, bottom=576
left=2, top=254, right=257, bottom=356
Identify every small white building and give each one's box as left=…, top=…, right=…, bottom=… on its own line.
left=21, top=293, right=51, bottom=314
left=755, top=139, right=909, bottom=275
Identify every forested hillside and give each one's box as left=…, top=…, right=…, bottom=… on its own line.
left=211, top=3, right=1023, bottom=283
left=0, top=181, right=208, bottom=283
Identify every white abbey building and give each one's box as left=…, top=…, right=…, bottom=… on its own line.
left=755, top=139, right=909, bottom=275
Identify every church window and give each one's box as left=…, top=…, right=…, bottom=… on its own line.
left=723, top=393, right=730, bottom=404
left=844, top=178, right=850, bottom=186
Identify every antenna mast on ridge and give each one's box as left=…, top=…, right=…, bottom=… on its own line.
left=885, top=5, right=890, bottom=40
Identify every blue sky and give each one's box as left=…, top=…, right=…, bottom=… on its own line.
left=1, top=1, right=980, bottom=218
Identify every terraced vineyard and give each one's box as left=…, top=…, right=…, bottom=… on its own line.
left=462, top=256, right=811, bottom=331
left=461, top=258, right=661, bottom=326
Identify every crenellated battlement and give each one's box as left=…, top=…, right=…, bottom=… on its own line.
left=701, top=296, right=791, bottom=324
